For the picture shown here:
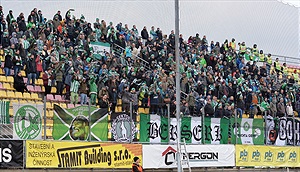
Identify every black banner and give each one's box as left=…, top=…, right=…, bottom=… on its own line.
left=110, top=112, right=138, bottom=142
left=0, top=140, right=23, bottom=168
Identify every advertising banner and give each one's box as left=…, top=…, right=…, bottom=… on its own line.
left=231, top=118, right=265, bottom=145
left=236, top=145, right=300, bottom=167
left=13, top=104, right=43, bottom=140
left=265, top=116, right=300, bottom=146
left=53, top=104, right=108, bottom=141
left=0, top=140, right=23, bottom=168
left=142, top=145, right=235, bottom=168
left=26, top=140, right=142, bottom=168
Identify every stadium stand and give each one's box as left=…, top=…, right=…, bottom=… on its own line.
left=0, top=6, right=300, bottom=139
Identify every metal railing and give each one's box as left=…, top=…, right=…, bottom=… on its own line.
left=112, top=43, right=151, bottom=70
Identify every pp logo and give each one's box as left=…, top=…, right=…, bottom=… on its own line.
left=264, top=150, right=273, bottom=161
left=288, top=151, right=297, bottom=162
left=277, top=151, right=285, bottom=161
left=251, top=150, right=260, bottom=161
left=240, top=150, right=248, bottom=161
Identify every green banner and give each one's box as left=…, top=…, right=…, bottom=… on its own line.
left=231, top=118, right=264, bottom=145
left=52, top=104, right=108, bottom=141
left=204, top=117, right=229, bottom=144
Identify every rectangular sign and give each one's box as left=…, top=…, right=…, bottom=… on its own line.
left=231, top=118, right=264, bottom=145
left=13, top=104, right=43, bottom=140
left=26, top=140, right=142, bottom=168
left=236, top=145, right=300, bottom=167
left=0, top=140, right=23, bottom=168
left=142, top=144, right=235, bottom=168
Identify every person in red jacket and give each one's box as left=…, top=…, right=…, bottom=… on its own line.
left=132, top=157, right=143, bottom=172
left=42, top=67, right=53, bottom=95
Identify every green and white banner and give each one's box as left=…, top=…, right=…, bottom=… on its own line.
left=89, top=41, right=110, bottom=59
left=140, top=114, right=202, bottom=144
left=0, top=101, right=10, bottom=124
left=53, top=104, right=108, bottom=141
left=204, top=118, right=229, bottom=144
left=231, top=118, right=264, bottom=145
left=13, top=104, right=43, bottom=140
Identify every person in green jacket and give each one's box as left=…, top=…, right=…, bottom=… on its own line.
left=260, top=97, right=270, bottom=114
left=89, top=75, right=98, bottom=105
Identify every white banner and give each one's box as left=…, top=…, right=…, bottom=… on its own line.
left=142, top=145, right=235, bottom=168
left=13, top=104, right=43, bottom=140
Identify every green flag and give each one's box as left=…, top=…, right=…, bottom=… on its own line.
left=140, top=114, right=202, bottom=144
left=52, top=104, right=108, bottom=141
left=204, top=117, right=229, bottom=144
left=231, top=118, right=264, bottom=145
left=0, top=101, right=9, bottom=124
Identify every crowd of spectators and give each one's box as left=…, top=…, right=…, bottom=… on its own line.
left=0, top=6, right=300, bottom=118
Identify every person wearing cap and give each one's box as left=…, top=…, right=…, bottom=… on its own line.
left=132, top=156, right=143, bottom=172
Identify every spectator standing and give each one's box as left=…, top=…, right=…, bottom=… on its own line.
left=26, top=53, right=37, bottom=85
left=70, top=71, right=80, bottom=105
left=42, top=67, right=53, bottom=95
left=4, top=51, right=13, bottom=76
left=79, top=77, right=88, bottom=105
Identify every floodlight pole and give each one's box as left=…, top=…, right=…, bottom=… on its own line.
left=175, top=0, right=182, bottom=171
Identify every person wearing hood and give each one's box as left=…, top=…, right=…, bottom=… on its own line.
left=10, top=32, right=18, bottom=45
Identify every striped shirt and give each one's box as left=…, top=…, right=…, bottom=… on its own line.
left=23, top=40, right=30, bottom=50
left=70, top=80, right=80, bottom=93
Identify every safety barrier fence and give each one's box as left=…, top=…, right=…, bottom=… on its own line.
left=1, top=102, right=300, bottom=169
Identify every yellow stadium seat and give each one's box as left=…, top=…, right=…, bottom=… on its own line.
left=242, top=114, right=249, bottom=118
left=0, top=76, right=6, bottom=82
left=51, top=87, right=57, bottom=94
left=31, top=93, right=41, bottom=101
left=117, top=99, right=122, bottom=105
left=21, top=70, right=26, bottom=77
left=6, top=76, right=13, bottom=83
left=46, top=110, right=54, bottom=118
left=15, top=92, right=23, bottom=99
left=144, top=108, right=149, bottom=114
left=36, top=79, right=43, bottom=86
left=42, top=128, right=53, bottom=138
left=46, top=102, right=53, bottom=110
left=23, top=92, right=31, bottom=100
left=61, top=103, right=67, bottom=109
left=138, top=108, right=145, bottom=114
left=19, top=100, right=28, bottom=104
left=42, top=119, right=53, bottom=127
left=3, top=83, right=14, bottom=91
left=6, top=91, right=16, bottom=99
left=0, top=90, right=7, bottom=98
left=9, top=108, right=13, bottom=117
left=0, top=69, right=3, bottom=75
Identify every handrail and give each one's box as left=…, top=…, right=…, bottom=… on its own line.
left=113, top=43, right=149, bottom=64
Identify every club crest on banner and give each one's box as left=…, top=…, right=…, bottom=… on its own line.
left=110, top=113, right=137, bottom=142
left=13, top=104, right=42, bottom=140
